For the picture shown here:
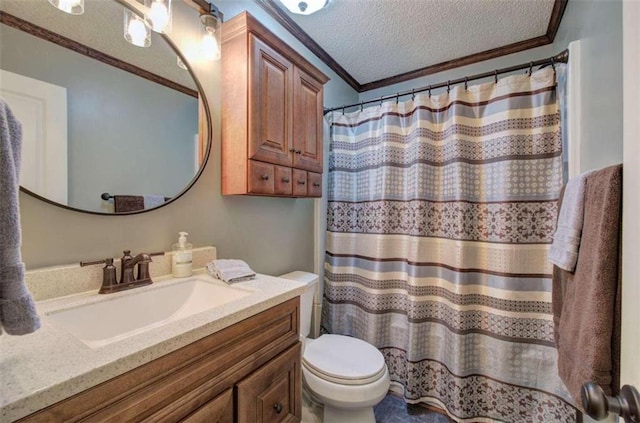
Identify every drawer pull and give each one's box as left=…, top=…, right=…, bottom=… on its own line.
left=274, top=403, right=283, bottom=414
left=313, top=182, right=321, bottom=187
left=298, top=180, right=306, bottom=185
left=261, top=174, right=270, bottom=181
left=295, top=150, right=302, bottom=155
left=282, top=176, right=290, bottom=183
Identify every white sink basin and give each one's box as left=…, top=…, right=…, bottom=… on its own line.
left=46, top=278, right=253, bottom=348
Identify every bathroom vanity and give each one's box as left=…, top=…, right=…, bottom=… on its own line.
left=0, top=270, right=306, bottom=423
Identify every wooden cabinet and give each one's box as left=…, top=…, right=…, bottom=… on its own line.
left=18, top=298, right=301, bottom=423
left=222, top=12, right=329, bottom=198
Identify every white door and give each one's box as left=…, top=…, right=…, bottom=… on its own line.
left=621, top=0, right=640, bottom=394
left=0, top=69, right=68, bottom=204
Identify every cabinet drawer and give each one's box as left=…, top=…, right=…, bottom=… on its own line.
left=237, top=343, right=301, bottom=423
left=307, top=172, right=322, bottom=197
left=181, top=389, right=233, bottom=423
left=275, top=166, right=293, bottom=195
left=248, top=160, right=275, bottom=194
left=292, top=169, right=307, bottom=197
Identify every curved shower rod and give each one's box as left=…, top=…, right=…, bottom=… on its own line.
left=323, top=49, right=569, bottom=115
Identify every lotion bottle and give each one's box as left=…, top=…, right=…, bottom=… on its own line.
left=172, top=232, right=193, bottom=278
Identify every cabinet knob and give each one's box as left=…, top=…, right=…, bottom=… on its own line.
left=274, top=403, right=283, bottom=414
left=313, top=182, right=321, bottom=187
left=298, top=180, right=306, bottom=185
left=289, top=147, right=296, bottom=153
left=281, top=176, right=290, bottom=183
left=261, top=174, right=270, bottom=181
left=295, top=150, right=302, bottom=155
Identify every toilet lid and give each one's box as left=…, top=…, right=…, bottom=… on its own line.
left=302, top=334, right=386, bottom=385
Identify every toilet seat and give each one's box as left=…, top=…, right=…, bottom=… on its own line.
left=302, top=334, right=387, bottom=386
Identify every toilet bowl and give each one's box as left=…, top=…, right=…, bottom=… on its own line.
left=279, top=272, right=390, bottom=423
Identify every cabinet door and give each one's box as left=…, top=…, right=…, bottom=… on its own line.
left=237, top=343, right=301, bottom=423
left=307, top=172, right=322, bottom=198
left=292, top=67, right=323, bottom=173
left=292, top=169, right=307, bottom=197
left=181, top=389, right=233, bottom=423
left=249, top=35, right=293, bottom=167
left=248, top=160, right=275, bottom=195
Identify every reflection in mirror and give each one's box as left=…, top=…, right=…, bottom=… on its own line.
left=0, top=0, right=209, bottom=214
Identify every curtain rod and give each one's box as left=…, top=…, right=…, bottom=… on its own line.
left=323, top=49, right=569, bottom=115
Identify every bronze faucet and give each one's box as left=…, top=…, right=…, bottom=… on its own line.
left=81, top=251, right=154, bottom=294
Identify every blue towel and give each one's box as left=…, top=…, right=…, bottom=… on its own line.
left=0, top=98, right=40, bottom=335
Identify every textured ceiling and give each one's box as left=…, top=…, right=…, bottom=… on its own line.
left=281, top=0, right=556, bottom=84
left=0, top=0, right=196, bottom=90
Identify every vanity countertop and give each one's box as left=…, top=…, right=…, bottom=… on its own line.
left=0, top=273, right=306, bottom=422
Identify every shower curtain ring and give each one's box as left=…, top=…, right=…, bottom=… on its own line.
left=341, top=105, right=345, bottom=115
left=360, top=102, right=364, bottom=112
left=396, top=93, right=399, bottom=104
left=447, top=80, right=451, bottom=93
left=494, top=70, right=499, bottom=84
left=411, top=89, right=415, bottom=101
left=380, top=96, right=384, bottom=107
left=464, top=77, right=468, bottom=90
left=528, top=61, right=534, bottom=76
left=428, top=85, right=431, bottom=98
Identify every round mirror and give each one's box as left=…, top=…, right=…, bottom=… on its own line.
left=0, top=0, right=210, bottom=214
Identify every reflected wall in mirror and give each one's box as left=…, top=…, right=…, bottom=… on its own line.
left=0, top=0, right=210, bottom=214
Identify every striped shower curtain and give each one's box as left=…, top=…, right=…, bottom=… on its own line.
left=323, top=67, right=577, bottom=422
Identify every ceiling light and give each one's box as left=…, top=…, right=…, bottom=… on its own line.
left=200, top=2, right=222, bottom=61
left=279, top=0, right=328, bottom=15
left=149, top=0, right=172, bottom=34
left=124, top=8, right=151, bottom=47
left=48, top=0, right=84, bottom=15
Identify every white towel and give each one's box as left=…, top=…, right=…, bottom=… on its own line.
left=206, top=259, right=256, bottom=283
left=0, top=98, right=40, bottom=335
left=548, top=170, right=595, bottom=271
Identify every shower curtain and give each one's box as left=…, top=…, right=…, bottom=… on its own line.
left=323, top=67, right=577, bottom=422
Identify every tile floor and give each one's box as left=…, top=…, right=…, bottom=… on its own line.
left=301, top=392, right=451, bottom=423
left=373, top=394, right=452, bottom=423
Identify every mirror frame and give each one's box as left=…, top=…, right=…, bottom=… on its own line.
left=0, top=0, right=212, bottom=215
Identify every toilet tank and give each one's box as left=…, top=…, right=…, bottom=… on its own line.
left=278, top=271, right=318, bottom=339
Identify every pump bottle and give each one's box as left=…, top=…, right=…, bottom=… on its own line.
left=172, top=232, right=193, bottom=278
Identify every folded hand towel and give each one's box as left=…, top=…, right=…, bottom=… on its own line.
left=113, top=195, right=144, bottom=213
left=206, top=259, right=256, bottom=283
left=0, top=98, right=40, bottom=335
left=548, top=169, right=595, bottom=271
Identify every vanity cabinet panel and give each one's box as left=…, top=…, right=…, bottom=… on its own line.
left=237, top=343, right=301, bottom=423
left=18, top=298, right=300, bottom=423
left=222, top=12, right=328, bottom=198
left=181, top=389, right=233, bottom=423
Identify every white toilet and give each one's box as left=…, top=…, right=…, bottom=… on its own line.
left=279, top=271, right=390, bottom=423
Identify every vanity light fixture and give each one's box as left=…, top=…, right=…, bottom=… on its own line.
left=149, top=0, right=172, bottom=34
left=124, top=5, right=152, bottom=48
left=48, top=0, right=84, bottom=15
left=200, top=1, right=222, bottom=61
left=278, top=0, right=328, bottom=15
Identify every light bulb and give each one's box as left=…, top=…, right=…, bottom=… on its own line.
left=278, top=0, right=327, bottom=15
left=48, top=0, right=84, bottom=15
left=149, top=0, right=171, bottom=33
left=201, top=31, right=220, bottom=61
left=126, top=17, right=150, bottom=47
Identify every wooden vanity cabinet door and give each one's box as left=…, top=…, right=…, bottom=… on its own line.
left=292, top=66, right=323, bottom=174
left=237, top=343, right=301, bottom=423
left=249, top=35, right=293, bottom=168
left=181, top=389, right=233, bottom=423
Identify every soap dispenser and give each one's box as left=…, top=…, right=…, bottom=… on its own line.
left=172, top=232, right=193, bottom=278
